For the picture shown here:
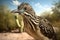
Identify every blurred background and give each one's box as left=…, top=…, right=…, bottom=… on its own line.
left=0, top=0, right=60, bottom=40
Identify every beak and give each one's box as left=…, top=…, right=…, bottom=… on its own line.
left=11, top=9, right=19, bottom=13
left=11, top=9, right=25, bottom=14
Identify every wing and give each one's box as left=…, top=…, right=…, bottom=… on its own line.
left=39, top=19, right=57, bottom=40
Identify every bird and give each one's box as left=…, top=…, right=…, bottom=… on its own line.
left=12, top=2, right=57, bottom=40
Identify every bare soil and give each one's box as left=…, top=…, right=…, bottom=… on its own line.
left=0, top=32, right=35, bottom=40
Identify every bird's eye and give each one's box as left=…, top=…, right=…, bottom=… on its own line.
left=24, top=7, right=27, bottom=10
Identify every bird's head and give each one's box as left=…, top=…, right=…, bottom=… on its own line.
left=11, top=2, right=29, bottom=13
left=11, top=2, right=35, bottom=16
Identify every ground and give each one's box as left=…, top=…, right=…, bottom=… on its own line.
left=0, top=32, right=35, bottom=40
